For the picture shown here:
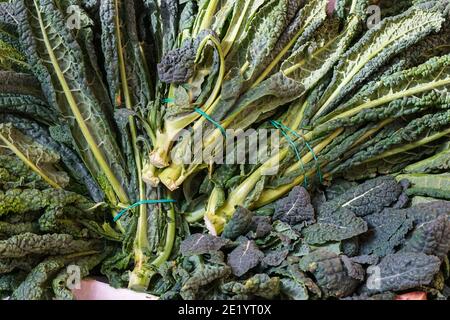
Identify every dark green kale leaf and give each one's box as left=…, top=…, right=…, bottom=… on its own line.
left=0, top=233, right=101, bottom=259
left=227, top=240, right=264, bottom=277
left=270, top=263, right=322, bottom=299
left=0, top=255, right=41, bottom=274
left=52, top=251, right=110, bottom=300
left=406, top=201, right=450, bottom=222
left=0, top=188, right=98, bottom=221
left=401, top=202, right=450, bottom=259
left=274, top=186, right=315, bottom=227
left=0, top=272, right=26, bottom=298
left=404, top=143, right=450, bottom=174
left=0, top=221, right=40, bottom=239
left=221, top=274, right=280, bottom=300
left=222, top=206, right=253, bottom=240
left=157, top=30, right=216, bottom=84
left=341, top=255, right=366, bottom=281
left=100, top=249, right=132, bottom=289
left=272, top=220, right=301, bottom=244
left=262, top=249, right=290, bottom=267
left=180, top=234, right=230, bottom=256
left=160, top=0, right=179, bottom=55
left=10, top=256, right=68, bottom=300
left=302, top=208, right=368, bottom=245
left=280, top=277, right=309, bottom=300
left=365, top=252, right=441, bottom=294
left=299, top=249, right=362, bottom=298
left=180, top=263, right=231, bottom=300
left=247, top=216, right=272, bottom=239
left=392, top=179, right=411, bottom=209
left=359, top=208, right=414, bottom=257
left=0, top=2, right=17, bottom=31
left=325, top=179, right=358, bottom=201
left=17, top=0, right=131, bottom=207
left=0, top=154, right=44, bottom=191
left=0, top=116, right=104, bottom=202
left=341, top=237, right=360, bottom=257
left=320, top=176, right=403, bottom=217
left=0, top=72, right=55, bottom=123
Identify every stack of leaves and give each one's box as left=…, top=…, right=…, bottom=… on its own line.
left=189, top=0, right=450, bottom=234
left=152, top=176, right=450, bottom=300
left=0, top=0, right=187, bottom=292
left=0, top=124, right=120, bottom=300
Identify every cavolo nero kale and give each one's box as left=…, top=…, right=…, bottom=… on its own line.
left=151, top=177, right=450, bottom=300
left=1, top=0, right=450, bottom=301
left=0, top=130, right=121, bottom=300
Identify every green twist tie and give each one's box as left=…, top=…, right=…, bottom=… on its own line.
left=271, top=120, right=323, bottom=184
left=114, top=199, right=177, bottom=222
left=162, top=99, right=226, bottom=136
left=163, top=98, right=175, bottom=104
left=271, top=120, right=308, bottom=187
left=194, top=108, right=227, bottom=137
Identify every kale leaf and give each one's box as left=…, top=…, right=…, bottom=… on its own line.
left=274, top=186, right=315, bottom=227
left=227, top=240, right=264, bottom=277
left=299, top=249, right=362, bottom=298
left=180, top=234, right=230, bottom=256
left=302, top=208, right=368, bottom=245
left=402, top=202, right=450, bottom=259
left=320, top=176, right=403, bottom=217
left=365, top=252, right=441, bottom=294
left=359, top=208, right=414, bottom=257
left=222, top=206, right=254, bottom=240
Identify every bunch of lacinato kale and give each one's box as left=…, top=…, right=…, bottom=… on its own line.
left=0, top=0, right=450, bottom=300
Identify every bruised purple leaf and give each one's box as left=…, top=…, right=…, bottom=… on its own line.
left=227, top=240, right=264, bottom=277
left=274, top=186, right=315, bottom=227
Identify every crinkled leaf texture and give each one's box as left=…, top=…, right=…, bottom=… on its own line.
left=222, top=273, right=280, bottom=300
left=263, top=249, right=290, bottom=267
left=180, top=263, right=231, bottom=300
left=274, top=186, right=315, bottom=227
left=180, top=234, right=230, bottom=256
left=402, top=201, right=450, bottom=259
left=17, top=0, right=130, bottom=204
left=320, top=176, right=403, bottom=217
left=280, top=278, right=309, bottom=300
left=359, top=208, right=414, bottom=257
left=302, top=208, right=367, bottom=245
left=0, top=233, right=101, bottom=259
left=365, top=252, right=441, bottom=294
left=299, top=249, right=363, bottom=298
left=222, top=206, right=254, bottom=240
left=227, top=240, right=264, bottom=277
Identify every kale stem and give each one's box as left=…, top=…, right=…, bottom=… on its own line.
left=0, top=130, right=62, bottom=189
left=205, top=149, right=289, bottom=234
left=199, top=0, right=220, bottom=32
left=150, top=36, right=225, bottom=169
left=206, top=127, right=344, bottom=234
left=159, top=163, right=183, bottom=191
left=364, top=127, right=450, bottom=163
left=185, top=207, right=206, bottom=224
left=151, top=203, right=176, bottom=268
